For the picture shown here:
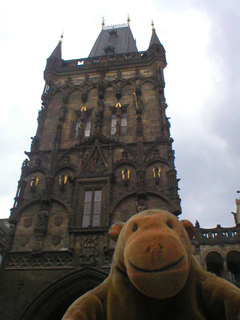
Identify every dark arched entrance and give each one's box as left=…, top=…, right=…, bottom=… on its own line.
left=226, top=250, right=240, bottom=286
left=205, top=251, right=224, bottom=278
left=20, top=267, right=108, bottom=320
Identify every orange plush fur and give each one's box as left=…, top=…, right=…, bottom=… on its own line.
left=63, top=210, right=240, bottom=320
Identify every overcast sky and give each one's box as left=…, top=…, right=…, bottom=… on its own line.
left=0, top=0, right=239, bottom=228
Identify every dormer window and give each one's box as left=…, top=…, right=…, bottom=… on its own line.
left=104, top=44, right=115, bottom=54
left=109, top=29, right=117, bottom=37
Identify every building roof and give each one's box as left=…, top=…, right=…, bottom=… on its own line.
left=149, top=28, right=162, bottom=47
left=89, top=25, right=138, bottom=57
left=49, top=40, right=62, bottom=59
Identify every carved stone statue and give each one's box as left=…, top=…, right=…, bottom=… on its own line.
left=136, top=199, right=147, bottom=212
left=22, top=159, right=29, bottom=169
left=231, top=193, right=240, bottom=225
left=35, top=206, right=49, bottom=235
left=95, top=100, right=104, bottom=121
left=5, top=224, right=15, bottom=251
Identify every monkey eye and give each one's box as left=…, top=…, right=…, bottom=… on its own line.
left=167, top=221, right=173, bottom=229
left=132, top=224, right=138, bottom=232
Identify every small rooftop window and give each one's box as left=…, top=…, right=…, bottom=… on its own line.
left=104, top=44, right=115, bottom=54
left=125, top=54, right=131, bottom=60
left=109, top=55, right=115, bottom=62
left=109, top=29, right=117, bottom=37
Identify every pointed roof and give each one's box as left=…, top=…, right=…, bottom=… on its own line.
left=49, top=40, right=62, bottom=59
left=149, top=27, right=161, bottom=48
left=89, top=25, right=138, bottom=58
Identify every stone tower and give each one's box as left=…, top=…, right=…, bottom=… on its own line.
left=0, top=21, right=181, bottom=320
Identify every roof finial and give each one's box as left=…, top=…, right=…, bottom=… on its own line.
left=151, top=20, right=154, bottom=30
left=60, top=32, right=64, bottom=42
left=127, top=14, right=130, bottom=26
left=102, top=17, right=105, bottom=30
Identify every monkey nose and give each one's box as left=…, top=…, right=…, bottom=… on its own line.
left=146, top=244, right=163, bottom=253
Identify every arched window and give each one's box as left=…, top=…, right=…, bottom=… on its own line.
left=206, top=251, right=224, bottom=278
left=226, top=251, right=240, bottom=284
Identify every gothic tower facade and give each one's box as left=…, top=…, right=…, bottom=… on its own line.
left=0, top=22, right=181, bottom=320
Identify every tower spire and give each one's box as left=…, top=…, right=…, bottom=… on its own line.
left=148, top=21, right=161, bottom=48
left=49, top=35, right=62, bottom=59
left=151, top=20, right=154, bottom=30
left=127, top=14, right=130, bottom=26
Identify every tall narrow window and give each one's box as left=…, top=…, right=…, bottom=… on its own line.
left=82, top=189, right=102, bottom=227
left=85, top=114, right=91, bottom=137
left=82, top=190, right=92, bottom=227
left=121, top=111, right=127, bottom=134
left=75, top=115, right=81, bottom=138
left=93, top=190, right=101, bottom=226
left=111, top=113, right=117, bottom=135
left=16, top=187, right=22, bottom=197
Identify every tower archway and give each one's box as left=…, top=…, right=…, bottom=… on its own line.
left=20, top=267, right=108, bottom=320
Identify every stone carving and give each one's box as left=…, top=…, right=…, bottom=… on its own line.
left=22, top=158, right=29, bottom=169
left=30, top=136, right=40, bottom=151
left=54, top=216, right=63, bottom=226
left=32, top=235, right=43, bottom=255
left=33, top=206, right=49, bottom=254
left=30, top=176, right=39, bottom=193
left=121, top=150, right=128, bottom=160
left=64, top=155, right=70, bottom=164
left=19, top=235, right=29, bottom=246
left=24, top=218, right=32, bottom=228
left=69, top=233, right=76, bottom=254
left=153, top=167, right=161, bottom=184
left=52, top=235, right=61, bottom=245
left=7, top=254, right=73, bottom=268
left=122, top=168, right=130, bottom=186
left=35, top=206, right=49, bottom=234
left=59, top=174, right=67, bottom=191
left=37, top=106, right=45, bottom=123
left=110, top=172, right=117, bottom=184
left=136, top=198, right=147, bottom=212
left=95, top=99, right=104, bottom=133
left=35, top=158, right=41, bottom=168
left=136, top=115, right=143, bottom=136
left=79, top=234, right=99, bottom=266
left=45, top=176, right=53, bottom=192
left=5, top=224, right=15, bottom=251
left=83, top=149, right=107, bottom=175
left=133, top=91, right=144, bottom=114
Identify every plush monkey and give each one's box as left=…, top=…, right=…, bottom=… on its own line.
left=63, top=210, right=240, bottom=320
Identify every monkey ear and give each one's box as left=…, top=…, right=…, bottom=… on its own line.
left=108, top=222, right=125, bottom=242
left=181, top=220, right=195, bottom=239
